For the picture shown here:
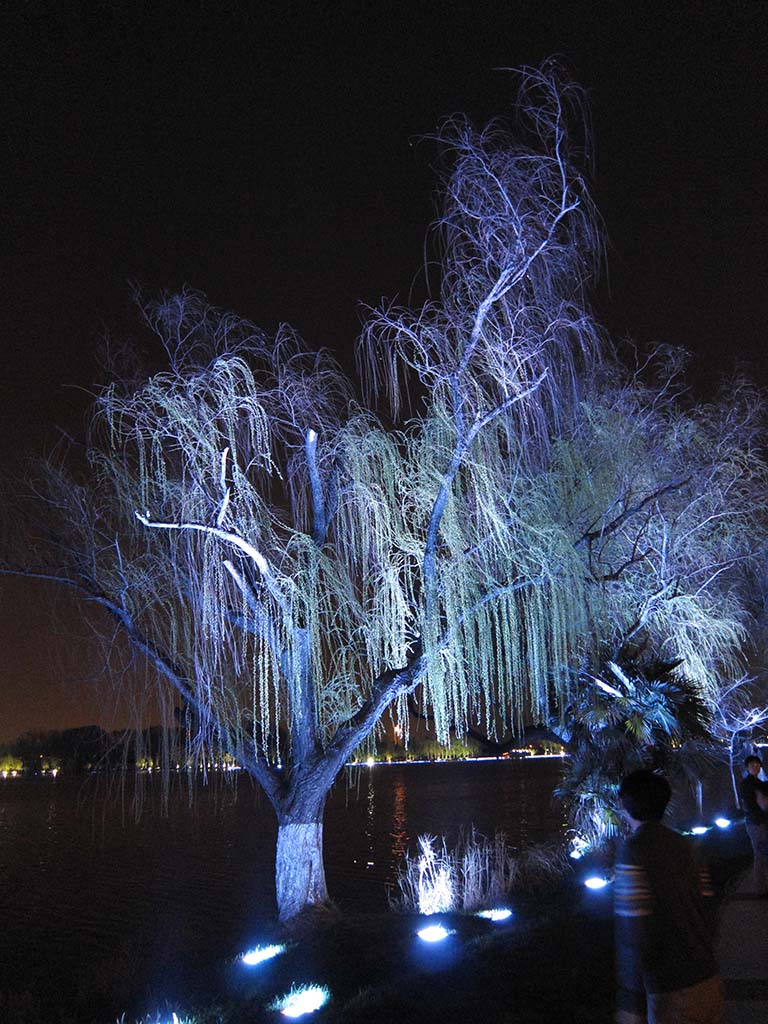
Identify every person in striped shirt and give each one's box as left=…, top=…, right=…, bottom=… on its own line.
left=614, top=769, right=721, bottom=1024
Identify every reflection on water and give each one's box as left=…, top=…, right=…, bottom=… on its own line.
left=366, top=768, right=376, bottom=871
left=390, top=778, right=408, bottom=861
left=324, top=759, right=567, bottom=909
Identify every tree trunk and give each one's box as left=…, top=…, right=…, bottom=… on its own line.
left=274, top=792, right=329, bottom=921
left=729, top=736, right=739, bottom=807
left=694, top=778, right=703, bottom=817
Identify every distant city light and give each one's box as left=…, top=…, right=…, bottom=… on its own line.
left=366, top=756, right=375, bottom=767
left=714, top=817, right=731, bottom=829
left=691, top=826, right=709, bottom=835
left=476, top=908, right=513, bottom=922
left=270, top=984, right=330, bottom=1018
left=241, top=943, right=285, bottom=966
left=584, top=876, right=610, bottom=890
left=417, top=923, right=453, bottom=942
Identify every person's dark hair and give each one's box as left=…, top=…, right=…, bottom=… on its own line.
left=619, top=770, right=671, bottom=822
left=745, top=754, right=763, bottom=768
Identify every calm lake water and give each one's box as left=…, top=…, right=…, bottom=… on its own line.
left=0, top=758, right=568, bottom=1020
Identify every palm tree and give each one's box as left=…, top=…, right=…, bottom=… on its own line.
left=555, top=657, right=717, bottom=848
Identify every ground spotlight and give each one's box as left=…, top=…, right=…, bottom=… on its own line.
left=270, top=984, right=330, bottom=1018
left=714, top=817, right=731, bottom=829
left=475, top=908, right=513, bottom=922
left=241, top=942, right=285, bottom=966
left=583, top=876, right=610, bottom=890
left=417, top=923, right=453, bottom=942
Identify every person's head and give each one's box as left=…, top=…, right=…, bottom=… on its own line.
left=745, top=755, right=763, bottom=777
left=618, top=770, right=671, bottom=824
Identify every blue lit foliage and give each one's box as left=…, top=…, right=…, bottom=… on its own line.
left=554, top=659, right=726, bottom=850
left=27, top=62, right=611, bottom=923
left=15, top=58, right=768, bottom=926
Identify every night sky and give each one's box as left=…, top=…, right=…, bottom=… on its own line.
left=2, top=1, right=767, bottom=741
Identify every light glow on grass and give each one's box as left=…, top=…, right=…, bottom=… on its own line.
left=417, top=923, right=453, bottom=942
left=475, top=908, right=513, bottom=922
left=714, top=817, right=731, bottom=829
left=691, top=826, right=709, bottom=835
left=240, top=942, right=285, bottom=966
left=270, top=984, right=330, bottom=1018
left=584, top=876, right=610, bottom=890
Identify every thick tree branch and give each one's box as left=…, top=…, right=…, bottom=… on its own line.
left=135, top=512, right=292, bottom=621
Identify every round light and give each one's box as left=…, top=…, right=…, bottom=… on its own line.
left=584, top=876, right=609, bottom=890
left=714, top=817, right=731, bottom=829
left=366, top=756, right=375, bottom=767
left=476, top=908, right=513, bottom=922
left=271, top=984, right=330, bottom=1018
left=241, top=943, right=285, bottom=966
left=691, top=826, right=708, bottom=835
left=417, top=924, right=452, bottom=942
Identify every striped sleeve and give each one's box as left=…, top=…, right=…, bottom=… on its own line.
left=615, top=860, right=653, bottom=918
left=615, top=849, right=653, bottom=1014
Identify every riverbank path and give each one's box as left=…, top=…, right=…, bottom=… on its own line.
left=717, top=869, right=768, bottom=1023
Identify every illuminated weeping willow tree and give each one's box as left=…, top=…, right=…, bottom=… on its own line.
left=547, top=355, right=767, bottom=695
left=533, top=356, right=768, bottom=847
left=10, top=64, right=604, bottom=919
left=8, top=63, right=764, bottom=919
left=85, top=65, right=601, bottom=920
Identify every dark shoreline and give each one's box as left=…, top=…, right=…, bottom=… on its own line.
left=1, top=827, right=749, bottom=1024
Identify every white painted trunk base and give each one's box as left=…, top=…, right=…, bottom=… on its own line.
left=275, top=821, right=328, bottom=921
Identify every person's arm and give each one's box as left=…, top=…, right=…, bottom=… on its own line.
left=739, top=776, right=757, bottom=816
left=755, top=783, right=768, bottom=820
left=614, top=853, right=652, bottom=1020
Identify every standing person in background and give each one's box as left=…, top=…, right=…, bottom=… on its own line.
left=738, top=754, right=768, bottom=896
left=614, top=769, right=722, bottom=1024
